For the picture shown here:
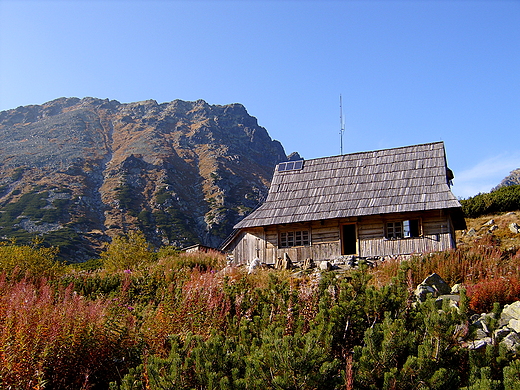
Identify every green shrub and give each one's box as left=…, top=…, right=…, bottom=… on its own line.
left=69, top=257, right=103, bottom=271
left=0, top=239, right=63, bottom=279
left=101, top=231, right=156, bottom=272
left=461, top=185, right=520, bottom=218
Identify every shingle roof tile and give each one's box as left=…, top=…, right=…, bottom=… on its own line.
left=235, top=142, right=462, bottom=229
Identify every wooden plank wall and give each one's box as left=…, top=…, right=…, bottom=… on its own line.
left=359, top=234, right=452, bottom=257
left=228, top=228, right=264, bottom=265
left=358, top=210, right=454, bottom=257
left=262, top=220, right=345, bottom=263
left=230, top=210, right=456, bottom=264
left=309, top=221, right=342, bottom=261
left=264, top=223, right=317, bottom=264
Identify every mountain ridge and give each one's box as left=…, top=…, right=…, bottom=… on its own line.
left=0, top=97, right=289, bottom=261
left=493, top=168, right=520, bottom=191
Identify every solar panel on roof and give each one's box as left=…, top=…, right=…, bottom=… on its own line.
left=278, top=160, right=304, bottom=172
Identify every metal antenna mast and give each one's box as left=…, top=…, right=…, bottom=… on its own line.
left=339, top=94, right=345, bottom=155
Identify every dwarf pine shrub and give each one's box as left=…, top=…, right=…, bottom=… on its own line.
left=461, top=184, right=520, bottom=218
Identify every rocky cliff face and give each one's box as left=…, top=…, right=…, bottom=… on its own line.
left=494, top=169, right=520, bottom=191
left=0, top=97, right=288, bottom=261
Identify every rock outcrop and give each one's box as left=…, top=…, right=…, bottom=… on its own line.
left=468, top=301, right=520, bottom=352
left=493, top=168, right=520, bottom=190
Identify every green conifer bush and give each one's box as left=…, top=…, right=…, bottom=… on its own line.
left=461, top=185, right=520, bottom=218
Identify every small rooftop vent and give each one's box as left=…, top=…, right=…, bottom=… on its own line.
left=277, top=160, right=304, bottom=172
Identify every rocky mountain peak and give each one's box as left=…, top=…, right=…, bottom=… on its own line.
left=494, top=169, right=520, bottom=191
left=0, top=97, right=289, bottom=261
left=287, top=152, right=303, bottom=161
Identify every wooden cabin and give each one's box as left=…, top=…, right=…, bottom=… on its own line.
left=221, top=142, right=466, bottom=264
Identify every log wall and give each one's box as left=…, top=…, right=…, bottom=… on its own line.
left=229, top=210, right=457, bottom=264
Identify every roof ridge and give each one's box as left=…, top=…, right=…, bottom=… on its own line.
left=300, top=141, right=444, bottom=164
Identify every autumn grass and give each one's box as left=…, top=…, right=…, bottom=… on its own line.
left=465, top=277, right=520, bottom=313
left=156, top=249, right=227, bottom=272
left=0, top=276, right=138, bottom=389
left=370, top=235, right=518, bottom=286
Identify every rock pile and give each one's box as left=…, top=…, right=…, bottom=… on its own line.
left=312, top=255, right=380, bottom=271
left=467, top=301, right=520, bottom=351
left=414, top=273, right=520, bottom=353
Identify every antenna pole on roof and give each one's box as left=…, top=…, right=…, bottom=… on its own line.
left=339, top=94, right=345, bottom=155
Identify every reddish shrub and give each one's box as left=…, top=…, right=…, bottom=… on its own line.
left=371, top=235, right=519, bottom=288
left=0, top=276, right=137, bottom=389
left=465, top=277, right=520, bottom=313
left=141, top=269, right=231, bottom=355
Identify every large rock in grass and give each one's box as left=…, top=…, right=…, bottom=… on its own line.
left=415, top=273, right=451, bottom=302
left=509, top=223, right=520, bottom=234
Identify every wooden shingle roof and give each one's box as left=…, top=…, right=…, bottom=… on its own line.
left=234, top=142, right=463, bottom=229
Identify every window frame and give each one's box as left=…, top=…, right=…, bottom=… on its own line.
left=279, top=230, right=310, bottom=248
left=386, top=219, right=421, bottom=240
left=386, top=221, right=403, bottom=239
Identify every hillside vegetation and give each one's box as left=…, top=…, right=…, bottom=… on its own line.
left=0, top=219, right=520, bottom=389
left=457, top=184, right=520, bottom=250
left=460, top=184, right=520, bottom=219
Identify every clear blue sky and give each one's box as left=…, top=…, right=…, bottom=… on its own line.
left=1, top=0, right=518, bottom=198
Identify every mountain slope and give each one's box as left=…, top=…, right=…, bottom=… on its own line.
left=494, top=168, right=520, bottom=190
left=0, top=97, right=288, bottom=260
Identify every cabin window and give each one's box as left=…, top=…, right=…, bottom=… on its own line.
left=386, top=222, right=403, bottom=239
left=280, top=230, right=309, bottom=248
left=386, top=220, right=420, bottom=239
